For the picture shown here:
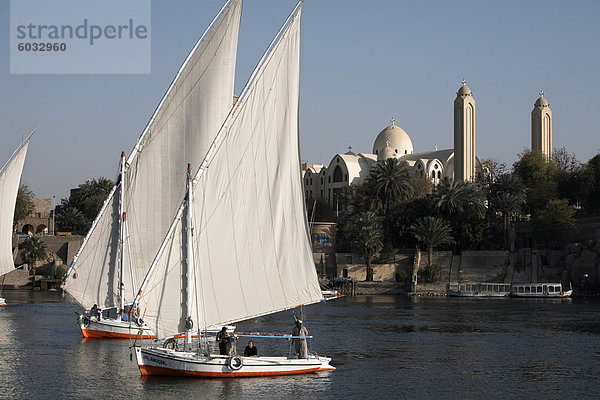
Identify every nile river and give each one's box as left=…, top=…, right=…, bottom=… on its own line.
left=1, top=291, right=599, bottom=399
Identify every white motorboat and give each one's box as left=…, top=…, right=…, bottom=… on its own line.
left=511, top=283, right=572, bottom=298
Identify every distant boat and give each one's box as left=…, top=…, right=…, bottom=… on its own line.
left=61, top=0, right=242, bottom=339
left=511, top=283, right=572, bottom=298
left=133, top=0, right=334, bottom=377
left=0, top=131, right=35, bottom=307
left=446, top=282, right=511, bottom=297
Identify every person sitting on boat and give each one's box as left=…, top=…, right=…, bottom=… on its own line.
left=292, top=319, right=309, bottom=359
left=216, top=326, right=232, bottom=356
left=244, top=341, right=258, bottom=357
left=90, top=304, right=102, bottom=320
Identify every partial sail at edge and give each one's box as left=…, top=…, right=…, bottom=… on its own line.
left=0, top=132, right=34, bottom=276
left=63, top=0, right=243, bottom=310
left=137, top=4, right=323, bottom=339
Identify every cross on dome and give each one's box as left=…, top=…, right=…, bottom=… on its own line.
left=348, top=145, right=352, bottom=152
left=461, top=79, right=467, bottom=86
left=390, top=117, right=395, bottom=125
left=539, top=90, right=544, bottom=97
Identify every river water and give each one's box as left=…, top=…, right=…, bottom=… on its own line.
left=1, top=291, right=599, bottom=399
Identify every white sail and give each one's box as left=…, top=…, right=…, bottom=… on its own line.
left=0, top=133, right=33, bottom=276
left=63, top=0, right=243, bottom=309
left=137, top=5, right=323, bottom=339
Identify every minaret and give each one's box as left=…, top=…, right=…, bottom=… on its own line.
left=454, top=80, right=476, bottom=181
left=531, top=91, right=552, bottom=160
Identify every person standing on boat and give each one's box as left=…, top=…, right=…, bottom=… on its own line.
left=244, top=341, right=258, bottom=357
left=216, top=327, right=232, bottom=356
left=292, top=320, right=309, bottom=358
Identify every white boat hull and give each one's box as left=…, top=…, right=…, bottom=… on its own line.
left=447, top=290, right=510, bottom=297
left=0, top=297, right=6, bottom=306
left=80, top=317, right=155, bottom=339
left=511, top=290, right=572, bottom=298
left=135, top=346, right=334, bottom=378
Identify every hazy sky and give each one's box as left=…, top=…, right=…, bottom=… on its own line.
left=1, top=0, right=599, bottom=200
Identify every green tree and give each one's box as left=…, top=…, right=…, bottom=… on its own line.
left=513, top=150, right=557, bottom=215
left=410, top=172, right=433, bottom=199
left=22, top=236, right=47, bottom=286
left=479, top=158, right=507, bottom=186
left=532, top=199, right=576, bottom=248
left=432, top=178, right=486, bottom=219
left=410, top=216, right=454, bottom=270
left=490, top=174, right=526, bottom=249
left=366, top=158, right=413, bottom=221
left=71, top=177, right=114, bottom=222
left=582, top=154, right=600, bottom=214
left=347, top=211, right=383, bottom=282
left=13, top=184, right=34, bottom=228
left=55, top=204, right=87, bottom=234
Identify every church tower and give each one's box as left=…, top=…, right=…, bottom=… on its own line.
left=454, top=80, right=476, bottom=181
left=531, top=91, right=552, bottom=160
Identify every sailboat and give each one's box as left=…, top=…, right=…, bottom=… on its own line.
left=61, top=0, right=243, bottom=338
left=1, top=131, right=35, bottom=306
left=133, top=0, right=334, bottom=377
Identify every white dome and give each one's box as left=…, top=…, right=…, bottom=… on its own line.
left=373, top=124, right=413, bottom=157
left=378, top=145, right=396, bottom=161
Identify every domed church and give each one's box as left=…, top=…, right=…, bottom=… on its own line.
left=302, top=82, right=482, bottom=205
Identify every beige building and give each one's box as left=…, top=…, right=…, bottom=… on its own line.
left=17, top=198, right=53, bottom=236
left=531, top=91, right=553, bottom=160
left=303, top=82, right=483, bottom=206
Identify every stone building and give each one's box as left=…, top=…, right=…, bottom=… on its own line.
left=17, top=198, right=53, bottom=235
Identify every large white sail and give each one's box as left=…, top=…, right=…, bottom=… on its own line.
left=63, top=0, right=243, bottom=309
left=0, top=133, right=33, bottom=276
left=137, top=5, right=323, bottom=339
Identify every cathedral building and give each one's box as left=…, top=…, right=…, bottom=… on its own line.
left=303, top=84, right=554, bottom=208
left=303, top=82, right=482, bottom=206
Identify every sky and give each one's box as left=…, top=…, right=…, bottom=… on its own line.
left=1, top=0, right=599, bottom=200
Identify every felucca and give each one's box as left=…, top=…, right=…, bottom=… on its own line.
left=132, top=0, right=334, bottom=377
left=61, top=0, right=242, bottom=338
left=1, top=131, right=34, bottom=306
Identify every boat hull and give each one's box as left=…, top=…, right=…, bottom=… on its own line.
left=511, top=290, right=572, bottom=298
left=447, top=290, right=509, bottom=297
left=135, top=346, right=334, bottom=378
left=0, top=297, right=6, bottom=306
left=80, top=317, right=155, bottom=339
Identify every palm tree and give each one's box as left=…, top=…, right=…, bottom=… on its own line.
left=491, top=174, right=526, bottom=249
left=55, top=205, right=87, bottom=234
left=367, top=158, right=413, bottom=215
left=22, top=236, right=47, bottom=288
left=348, top=211, right=384, bottom=281
left=410, top=216, right=454, bottom=271
left=432, top=178, right=486, bottom=218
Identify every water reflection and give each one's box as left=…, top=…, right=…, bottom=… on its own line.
left=1, top=292, right=600, bottom=399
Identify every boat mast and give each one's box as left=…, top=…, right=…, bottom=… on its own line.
left=119, top=151, right=126, bottom=315
left=185, top=163, right=194, bottom=351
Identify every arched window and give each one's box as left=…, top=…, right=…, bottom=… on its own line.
left=431, top=171, right=435, bottom=179
left=437, top=171, right=441, bottom=179
left=333, top=166, right=343, bottom=183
